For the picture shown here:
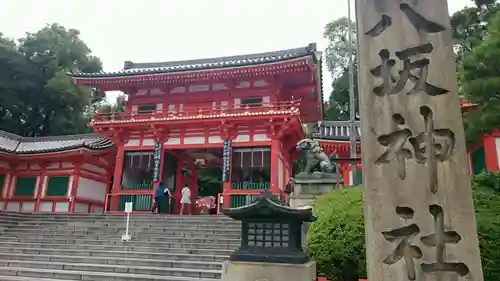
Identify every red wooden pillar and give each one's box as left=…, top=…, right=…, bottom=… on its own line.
left=191, top=167, right=198, bottom=209
left=69, top=163, right=81, bottom=213
left=270, top=139, right=281, bottom=194
left=222, top=148, right=232, bottom=209
left=483, top=134, right=499, bottom=172
left=174, top=155, right=184, bottom=214
left=109, top=144, right=125, bottom=211
left=34, top=164, right=47, bottom=212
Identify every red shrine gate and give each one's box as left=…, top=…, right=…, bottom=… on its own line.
left=70, top=44, right=323, bottom=213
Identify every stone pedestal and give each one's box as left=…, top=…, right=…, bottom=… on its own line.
left=289, top=176, right=341, bottom=249
left=222, top=261, right=316, bottom=281
left=289, top=177, right=341, bottom=209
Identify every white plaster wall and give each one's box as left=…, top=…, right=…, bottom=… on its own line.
left=208, top=136, right=222, bottom=144
left=253, top=134, right=270, bottom=142
left=61, top=162, right=74, bottom=168
left=15, top=163, right=28, bottom=171
left=234, top=135, right=250, bottom=142
left=39, top=202, right=52, bottom=212
left=82, top=164, right=107, bottom=175
left=21, top=202, right=35, bottom=212
left=166, top=138, right=181, bottom=145
left=262, top=96, right=270, bottom=106
left=234, top=98, right=241, bottom=108
left=142, top=139, right=155, bottom=146
left=0, top=161, right=10, bottom=169
left=184, top=137, right=205, bottom=144
left=125, top=139, right=140, bottom=147
left=76, top=177, right=107, bottom=203
left=29, top=164, right=41, bottom=170
left=93, top=206, right=104, bottom=213
left=74, top=203, right=88, bottom=213
left=54, top=202, right=69, bottom=212
left=6, top=202, right=19, bottom=211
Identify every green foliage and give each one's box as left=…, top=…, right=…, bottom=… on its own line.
left=308, top=179, right=500, bottom=281
left=460, top=7, right=500, bottom=145
left=323, top=17, right=356, bottom=80
left=0, top=23, right=102, bottom=137
left=307, top=187, right=366, bottom=281
left=472, top=182, right=500, bottom=280
left=473, top=171, right=500, bottom=192
left=322, top=17, right=359, bottom=122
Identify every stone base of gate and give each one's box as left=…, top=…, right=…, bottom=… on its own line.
left=221, top=260, right=316, bottom=281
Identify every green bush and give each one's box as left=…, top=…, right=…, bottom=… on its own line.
left=307, top=187, right=366, bottom=281
left=307, top=182, right=500, bottom=281
left=473, top=171, right=500, bottom=192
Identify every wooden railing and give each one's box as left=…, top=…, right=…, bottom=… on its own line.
left=92, top=100, right=301, bottom=123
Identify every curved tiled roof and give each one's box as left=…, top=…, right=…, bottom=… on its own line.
left=314, top=121, right=361, bottom=141
left=69, top=43, right=319, bottom=78
left=0, top=131, right=113, bottom=155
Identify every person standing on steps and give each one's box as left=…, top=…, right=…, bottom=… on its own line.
left=180, top=184, right=191, bottom=215
left=152, top=182, right=171, bottom=214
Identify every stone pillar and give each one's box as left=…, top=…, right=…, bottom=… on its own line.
left=356, top=0, right=483, bottom=280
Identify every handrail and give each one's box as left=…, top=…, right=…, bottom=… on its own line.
left=92, top=100, right=301, bottom=123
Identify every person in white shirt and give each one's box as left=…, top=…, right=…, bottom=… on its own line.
left=180, top=184, right=191, bottom=215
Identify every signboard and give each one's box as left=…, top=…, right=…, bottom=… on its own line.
left=152, top=142, right=163, bottom=183
left=222, top=140, right=232, bottom=182
left=124, top=202, right=133, bottom=213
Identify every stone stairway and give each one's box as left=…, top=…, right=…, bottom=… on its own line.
left=0, top=212, right=241, bottom=281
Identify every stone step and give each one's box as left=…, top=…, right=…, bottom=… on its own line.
left=1, top=234, right=240, bottom=244
left=1, top=231, right=240, bottom=239
left=0, top=242, right=234, bottom=255
left=5, top=225, right=241, bottom=234
left=0, top=253, right=222, bottom=270
left=0, top=275, right=74, bottom=281
left=0, top=267, right=218, bottom=281
left=13, top=218, right=238, bottom=224
left=0, top=260, right=221, bottom=279
left=11, top=214, right=234, bottom=221
left=0, top=237, right=240, bottom=249
left=0, top=246, right=229, bottom=261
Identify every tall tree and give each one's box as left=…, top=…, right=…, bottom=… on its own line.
left=460, top=8, right=500, bottom=144
left=322, top=17, right=359, bottom=121
left=0, top=23, right=103, bottom=137
left=452, top=0, right=500, bottom=71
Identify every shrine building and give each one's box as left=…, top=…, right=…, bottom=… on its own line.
left=0, top=132, right=114, bottom=213
left=69, top=43, right=329, bottom=213
left=0, top=43, right=483, bottom=214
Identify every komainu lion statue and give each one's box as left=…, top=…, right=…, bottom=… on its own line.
left=296, top=138, right=335, bottom=175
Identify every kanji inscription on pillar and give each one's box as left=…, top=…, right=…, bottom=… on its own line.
left=357, top=0, right=483, bottom=281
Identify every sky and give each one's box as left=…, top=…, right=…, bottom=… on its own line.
left=1, top=0, right=472, bottom=102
